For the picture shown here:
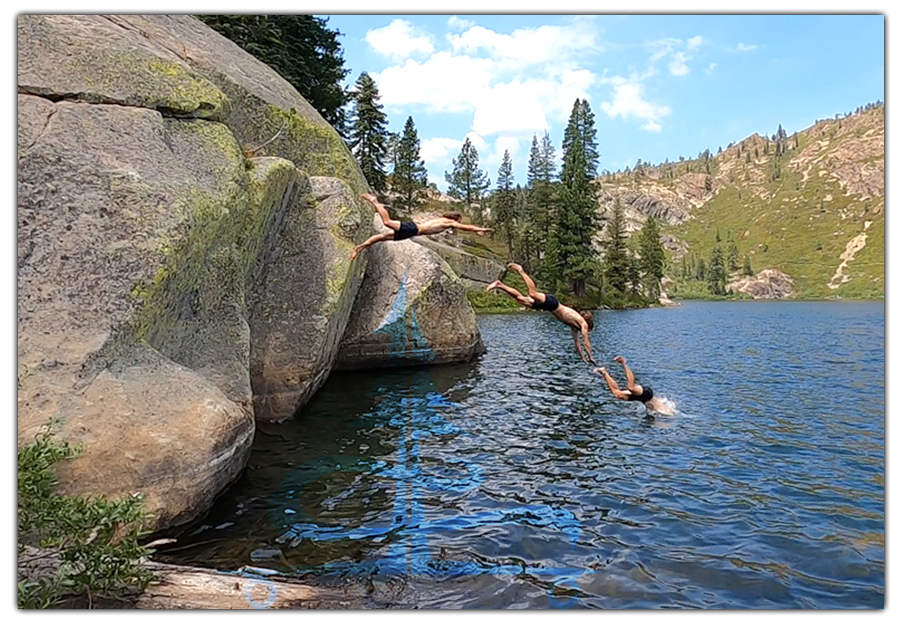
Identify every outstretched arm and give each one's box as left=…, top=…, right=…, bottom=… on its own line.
left=593, top=367, right=630, bottom=400
left=581, top=324, right=595, bottom=364
left=572, top=329, right=585, bottom=362
left=615, top=356, right=636, bottom=389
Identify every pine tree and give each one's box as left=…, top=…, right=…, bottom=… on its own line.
left=697, top=257, right=707, bottom=281
left=603, top=196, right=629, bottom=293
left=557, top=99, right=600, bottom=297
left=445, top=138, right=490, bottom=221
left=708, top=243, right=727, bottom=295
left=627, top=251, right=642, bottom=296
left=511, top=186, right=534, bottom=269
left=348, top=72, right=389, bottom=194
left=493, top=149, right=516, bottom=256
left=743, top=255, right=753, bottom=276
left=526, top=131, right=558, bottom=276
left=393, top=116, right=428, bottom=212
left=727, top=232, right=740, bottom=272
left=638, top=216, right=665, bottom=300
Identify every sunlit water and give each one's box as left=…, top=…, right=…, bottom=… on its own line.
left=159, top=301, right=884, bottom=609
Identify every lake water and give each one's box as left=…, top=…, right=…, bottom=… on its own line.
left=159, top=301, right=884, bottom=609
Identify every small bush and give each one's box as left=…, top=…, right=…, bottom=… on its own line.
left=18, top=423, right=153, bottom=608
left=467, top=289, right=521, bottom=313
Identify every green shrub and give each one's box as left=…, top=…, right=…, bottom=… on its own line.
left=467, top=289, right=521, bottom=313
left=18, top=423, right=153, bottom=608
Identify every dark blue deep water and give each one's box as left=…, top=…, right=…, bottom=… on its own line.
left=161, top=301, right=884, bottom=609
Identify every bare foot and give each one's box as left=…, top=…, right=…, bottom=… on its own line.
left=614, top=356, right=625, bottom=364
left=350, top=246, right=361, bottom=261
left=507, top=262, right=523, bottom=272
left=485, top=280, right=501, bottom=292
left=593, top=367, right=607, bottom=374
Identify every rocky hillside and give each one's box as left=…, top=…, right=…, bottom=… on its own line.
left=596, top=103, right=884, bottom=299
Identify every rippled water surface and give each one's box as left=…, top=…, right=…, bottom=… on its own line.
left=161, top=301, right=884, bottom=608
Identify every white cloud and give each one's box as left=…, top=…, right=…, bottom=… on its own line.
left=600, top=80, right=671, bottom=132
left=420, top=137, right=463, bottom=164
left=687, top=35, right=704, bottom=49
left=465, top=131, right=487, bottom=150
left=447, top=19, right=601, bottom=67
left=669, top=52, right=690, bottom=76
left=447, top=16, right=475, bottom=31
left=472, top=80, right=549, bottom=136
left=646, top=36, right=704, bottom=77
left=494, top=136, right=520, bottom=159
left=372, top=52, right=495, bottom=113
left=706, top=62, right=718, bottom=74
left=736, top=43, right=758, bottom=52
left=646, top=38, right=680, bottom=63
left=365, top=19, right=435, bottom=60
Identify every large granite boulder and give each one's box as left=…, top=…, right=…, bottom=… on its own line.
left=335, top=241, right=486, bottom=370
left=17, top=14, right=370, bottom=529
left=249, top=176, right=366, bottom=421
left=411, top=236, right=504, bottom=291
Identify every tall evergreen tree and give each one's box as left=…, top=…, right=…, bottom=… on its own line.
left=445, top=138, right=490, bottom=221
left=708, top=243, right=727, bottom=295
left=348, top=72, right=389, bottom=194
left=743, top=255, right=753, bottom=276
left=197, top=15, right=350, bottom=135
left=393, top=117, right=428, bottom=212
left=511, top=186, right=534, bottom=269
left=638, top=216, right=665, bottom=300
left=727, top=232, right=740, bottom=272
left=493, top=150, right=516, bottom=256
left=526, top=131, right=558, bottom=275
left=557, top=99, right=601, bottom=297
left=603, top=196, right=629, bottom=293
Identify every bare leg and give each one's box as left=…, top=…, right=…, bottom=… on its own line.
left=507, top=262, right=546, bottom=302
left=485, top=280, right=534, bottom=307
left=615, top=356, right=642, bottom=395
left=351, top=232, right=392, bottom=260
left=594, top=367, right=630, bottom=399
left=361, top=194, right=401, bottom=231
left=451, top=221, right=493, bottom=236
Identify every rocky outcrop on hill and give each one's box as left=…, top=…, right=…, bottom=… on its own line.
left=335, top=240, right=486, bottom=371
left=17, top=14, right=482, bottom=531
left=598, top=181, right=700, bottom=227
left=726, top=269, right=795, bottom=299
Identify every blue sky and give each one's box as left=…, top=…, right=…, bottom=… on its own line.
left=323, top=14, right=884, bottom=191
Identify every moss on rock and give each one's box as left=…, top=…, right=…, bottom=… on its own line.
left=63, top=50, right=230, bottom=119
